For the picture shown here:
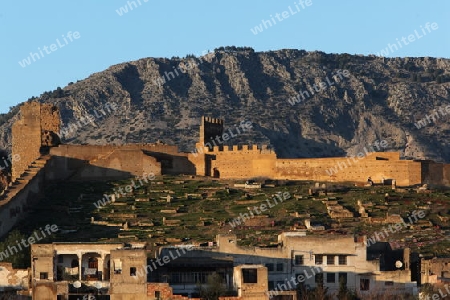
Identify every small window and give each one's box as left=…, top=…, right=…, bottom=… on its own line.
left=385, top=281, right=394, bottom=286
left=265, top=263, right=274, bottom=272
left=315, top=255, right=323, bottom=265
left=295, top=255, right=304, bottom=265
left=58, top=256, right=63, bottom=264
left=360, top=278, right=370, bottom=291
left=326, top=273, right=335, bottom=283
left=276, top=263, right=283, bottom=272
left=242, top=268, right=257, bottom=283
left=40, top=272, right=48, bottom=280
left=268, top=281, right=275, bottom=290
left=338, top=255, right=347, bottom=265
left=130, top=267, right=136, bottom=276
left=155, top=291, right=161, bottom=300
left=327, top=255, right=335, bottom=265
left=113, top=259, right=122, bottom=274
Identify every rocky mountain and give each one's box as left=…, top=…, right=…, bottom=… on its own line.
left=1, top=47, right=450, bottom=162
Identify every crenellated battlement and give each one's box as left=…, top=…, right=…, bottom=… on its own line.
left=202, top=144, right=274, bottom=154
left=202, top=116, right=224, bottom=125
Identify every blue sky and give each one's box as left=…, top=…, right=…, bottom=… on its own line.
left=0, top=0, right=449, bottom=113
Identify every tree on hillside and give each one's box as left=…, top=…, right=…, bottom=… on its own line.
left=0, top=230, right=30, bottom=269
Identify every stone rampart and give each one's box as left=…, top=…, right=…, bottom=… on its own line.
left=12, top=102, right=60, bottom=181
left=0, top=156, right=50, bottom=238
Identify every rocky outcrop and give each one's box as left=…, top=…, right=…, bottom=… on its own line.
left=1, top=48, right=450, bottom=161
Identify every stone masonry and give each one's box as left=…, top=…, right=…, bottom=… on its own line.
left=12, top=102, right=60, bottom=181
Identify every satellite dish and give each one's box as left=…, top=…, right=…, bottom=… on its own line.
left=395, top=260, right=403, bottom=269
left=73, top=281, right=81, bottom=288
left=94, top=281, right=102, bottom=289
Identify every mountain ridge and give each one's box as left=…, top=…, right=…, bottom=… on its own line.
left=2, top=47, right=450, bottom=162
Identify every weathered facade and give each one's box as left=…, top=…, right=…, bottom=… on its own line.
left=0, top=262, right=29, bottom=293
left=30, top=242, right=149, bottom=300
left=157, top=233, right=417, bottom=298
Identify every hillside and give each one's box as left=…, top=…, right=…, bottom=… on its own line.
left=1, top=47, right=450, bottom=161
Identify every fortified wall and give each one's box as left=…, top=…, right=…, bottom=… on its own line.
left=12, top=102, right=60, bottom=181
left=47, top=143, right=196, bottom=181
left=207, top=144, right=425, bottom=186
left=196, top=117, right=448, bottom=186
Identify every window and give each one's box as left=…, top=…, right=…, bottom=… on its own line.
left=265, top=263, right=274, bottom=272
left=327, top=255, right=335, bottom=265
left=315, top=273, right=324, bottom=288
left=315, top=255, right=323, bottom=265
left=338, top=273, right=347, bottom=287
left=40, top=272, right=48, bottom=280
left=130, top=267, right=136, bottom=276
left=295, top=255, right=304, bottom=265
left=360, top=278, right=370, bottom=291
left=385, top=281, right=394, bottom=286
left=338, top=255, right=347, bottom=265
left=113, top=259, right=122, bottom=274
left=88, top=257, right=98, bottom=269
left=57, top=255, right=63, bottom=264
left=326, top=273, right=335, bottom=283
left=155, top=291, right=161, bottom=300
left=242, top=269, right=258, bottom=283
left=276, top=263, right=283, bottom=272
left=268, top=281, right=275, bottom=290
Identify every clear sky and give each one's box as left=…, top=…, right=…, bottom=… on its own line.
left=0, top=0, right=448, bottom=113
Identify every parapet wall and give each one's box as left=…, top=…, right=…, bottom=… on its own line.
left=275, top=153, right=423, bottom=186
left=207, top=150, right=425, bottom=186
left=209, top=145, right=277, bottom=178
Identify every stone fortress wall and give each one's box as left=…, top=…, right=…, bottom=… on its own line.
left=0, top=102, right=449, bottom=238
left=197, top=119, right=441, bottom=186
left=11, top=102, right=60, bottom=181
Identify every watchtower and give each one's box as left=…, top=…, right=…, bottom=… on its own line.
left=11, top=102, right=61, bottom=180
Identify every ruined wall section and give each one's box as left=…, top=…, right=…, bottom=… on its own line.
left=12, top=102, right=60, bottom=181
left=39, top=104, right=60, bottom=133
left=12, top=103, right=42, bottom=181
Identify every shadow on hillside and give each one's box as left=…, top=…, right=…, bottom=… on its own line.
left=254, top=123, right=346, bottom=159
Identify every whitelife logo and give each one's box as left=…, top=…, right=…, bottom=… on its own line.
left=229, top=192, right=291, bottom=228
left=250, top=0, right=313, bottom=35
left=325, top=140, right=388, bottom=176
left=375, top=22, right=438, bottom=57
left=191, top=120, right=253, bottom=157
left=18, top=31, right=81, bottom=68
left=0, top=225, right=58, bottom=261
left=93, top=172, right=156, bottom=209
left=267, top=266, right=323, bottom=299
left=365, top=210, right=426, bottom=247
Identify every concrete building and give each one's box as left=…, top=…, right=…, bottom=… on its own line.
left=156, top=233, right=418, bottom=298
left=30, top=242, right=149, bottom=300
